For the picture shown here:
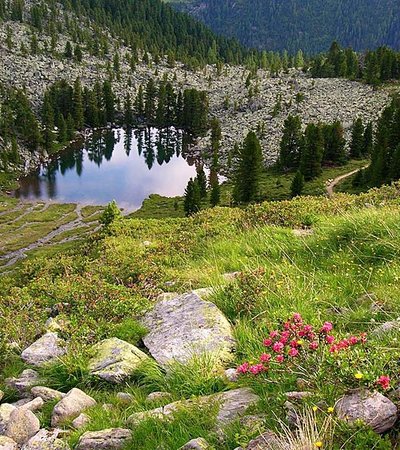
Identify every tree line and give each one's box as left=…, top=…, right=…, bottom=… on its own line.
left=353, top=97, right=400, bottom=188
left=311, top=42, right=400, bottom=86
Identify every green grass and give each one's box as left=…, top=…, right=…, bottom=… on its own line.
left=1, top=183, right=400, bottom=448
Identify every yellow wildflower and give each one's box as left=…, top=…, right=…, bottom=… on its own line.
left=312, top=406, right=318, bottom=412
left=315, top=442, right=323, bottom=448
left=354, top=372, right=364, bottom=380
left=327, top=406, right=334, bottom=413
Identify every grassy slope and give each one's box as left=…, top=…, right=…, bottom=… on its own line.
left=0, top=184, right=399, bottom=448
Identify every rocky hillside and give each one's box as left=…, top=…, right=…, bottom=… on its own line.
left=0, top=15, right=390, bottom=169
left=0, top=184, right=400, bottom=448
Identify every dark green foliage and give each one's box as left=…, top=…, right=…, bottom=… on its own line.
left=322, top=121, right=347, bottom=165
left=100, top=200, right=122, bottom=228
left=300, top=123, right=324, bottom=180
left=233, top=131, right=263, bottom=203
left=311, top=43, right=400, bottom=85
left=195, top=166, right=207, bottom=199
left=290, top=171, right=304, bottom=197
left=171, top=0, right=400, bottom=54
left=184, top=178, right=201, bottom=216
left=349, top=118, right=365, bottom=159
left=209, top=177, right=220, bottom=206
left=124, top=94, right=133, bottom=128
left=278, top=115, right=303, bottom=170
left=64, top=41, right=73, bottom=58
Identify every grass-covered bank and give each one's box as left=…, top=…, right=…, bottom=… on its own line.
left=1, top=184, right=400, bottom=448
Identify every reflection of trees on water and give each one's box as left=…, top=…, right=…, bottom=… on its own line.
left=15, top=127, right=198, bottom=200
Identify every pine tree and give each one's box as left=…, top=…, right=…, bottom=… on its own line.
left=145, top=78, right=157, bottom=123
left=66, top=113, right=75, bottom=141
left=58, top=113, right=67, bottom=143
left=30, top=33, right=39, bottom=55
left=184, top=178, right=201, bottom=216
left=64, top=41, right=73, bottom=58
left=290, top=171, right=304, bottom=197
left=103, top=80, right=115, bottom=123
left=322, top=121, right=346, bottom=165
left=300, top=124, right=324, bottom=180
left=279, top=115, right=303, bottom=170
left=390, top=144, right=400, bottom=181
left=364, top=122, right=374, bottom=156
left=196, top=166, right=207, bottom=199
left=350, top=118, right=365, bottom=158
left=135, top=85, right=145, bottom=118
left=124, top=94, right=133, bottom=127
left=210, top=178, right=220, bottom=206
left=73, top=78, right=85, bottom=130
left=233, top=131, right=263, bottom=203
left=74, top=44, right=83, bottom=62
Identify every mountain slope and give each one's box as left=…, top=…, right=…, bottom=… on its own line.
left=169, top=0, right=400, bottom=53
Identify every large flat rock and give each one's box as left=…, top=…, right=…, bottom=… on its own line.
left=88, top=338, right=150, bottom=383
left=127, top=388, right=259, bottom=428
left=142, top=293, right=235, bottom=368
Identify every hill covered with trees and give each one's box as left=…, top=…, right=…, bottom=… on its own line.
left=169, top=0, right=400, bottom=54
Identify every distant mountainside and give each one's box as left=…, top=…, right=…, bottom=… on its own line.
left=168, top=0, right=400, bottom=53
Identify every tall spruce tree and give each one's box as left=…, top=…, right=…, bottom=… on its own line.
left=233, top=131, right=263, bottom=203
left=73, top=78, right=85, bottom=130
left=300, top=123, right=324, bottom=180
left=279, top=115, right=303, bottom=170
left=350, top=118, right=365, bottom=158
left=184, top=178, right=201, bottom=216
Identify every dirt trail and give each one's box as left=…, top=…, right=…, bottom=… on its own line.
left=326, top=166, right=368, bottom=197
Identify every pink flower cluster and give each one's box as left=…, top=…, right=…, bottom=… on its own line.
left=237, top=314, right=368, bottom=376
left=376, top=375, right=391, bottom=390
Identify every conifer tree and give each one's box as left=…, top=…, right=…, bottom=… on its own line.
left=300, top=123, right=324, bottom=180
left=64, top=41, right=73, bottom=58
left=350, top=118, right=365, bottom=158
left=184, top=178, right=201, bottom=216
left=135, top=85, right=145, bottom=118
left=73, top=78, right=85, bottom=130
left=124, top=94, right=133, bottom=128
left=196, top=166, right=208, bottom=199
left=364, top=122, right=374, bottom=156
left=74, top=44, right=83, bottom=62
left=145, top=79, right=157, bottom=123
left=233, top=131, right=263, bottom=203
left=290, top=171, right=304, bottom=197
left=210, top=178, right=220, bottom=207
left=103, top=80, right=115, bottom=123
left=279, top=115, right=303, bottom=170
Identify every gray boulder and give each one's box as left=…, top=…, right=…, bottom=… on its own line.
left=246, top=430, right=280, bottom=449
left=21, top=333, right=66, bottom=367
left=19, top=398, right=44, bottom=413
left=75, top=428, right=132, bottom=450
left=5, top=370, right=40, bottom=396
left=71, top=413, right=90, bottom=429
left=142, top=292, right=235, bottom=368
left=0, top=437, right=18, bottom=450
left=0, top=405, right=17, bottom=434
left=51, top=388, right=96, bottom=427
left=30, top=387, right=65, bottom=402
left=4, top=409, right=40, bottom=444
left=21, top=429, right=70, bottom=450
left=128, top=388, right=259, bottom=428
left=335, top=390, right=398, bottom=433
left=88, top=338, right=150, bottom=383
left=372, top=320, right=400, bottom=336
left=179, top=438, right=211, bottom=449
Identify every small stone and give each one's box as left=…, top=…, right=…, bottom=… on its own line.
left=0, top=391, right=4, bottom=402
left=5, top=408, right=40, bottom=445
left=179, top=437, right=211, bottom=449
left=0, top=436, right=18, bottom=450
left=76, top=428, right=132, bottom=450
left=116, top=393, right=133, bottom=404
left=21, top=333, right=67, bottom=367
left=372, top=320, right=400, bottom=336
left=5, top=370, right=40, bottom=396
left=285, top=391, right=313, bottom=401
left=146, top=392, right=172, bottom=402
left=224, top=368, right=239, bottom=382
left=21, top=429, right=70, bottom=450
left=246, top=430, right=280, bottom=449
left=51, top=388, right=96, bottom=427
left=192, top=288, right=214, bottom=299
left=72, top=413, right=90, bottom=429
left=30, top=387, right=65, bottom=402
left=222, top=272, right=241, bottom=281
left=335, top=390, right=397, bottom=433
left=19, top=397, right=44, bottom=412
left=10, top=398, right=33, bottom=408
left=0, top=404, right=17, bottom=434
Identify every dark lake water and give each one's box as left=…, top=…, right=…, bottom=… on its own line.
left=15, top=128, right=200, bottom=211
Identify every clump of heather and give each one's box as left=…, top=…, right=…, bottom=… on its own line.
left=237, top=313, right=392, bottom=392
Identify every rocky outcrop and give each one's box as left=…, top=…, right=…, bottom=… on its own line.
left=335, top=390, right=398, bottom=433
left=0, top=436, right=18, bottom=450
left=88, top=338, right=150, bottom=383
left=21, top=333, right=66, bottom=367
left=75, top=428, right=132, bottom=450
left=142, top=292, right=235, bottom=368
left=0, top=405, right=16, bottom=435
left=127, top=388, right=259, bottom=428
left=245, top=430, right=280, bottom=449
left=51, top=388, right=96, bottom=427
left=30, top=387, right=65, bottom=402
left=179, top=438, right=211, bottom=449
